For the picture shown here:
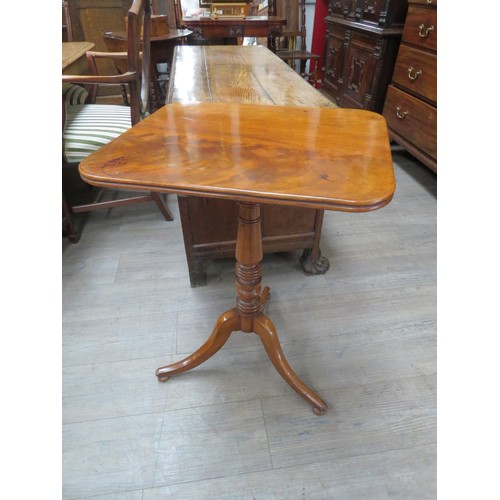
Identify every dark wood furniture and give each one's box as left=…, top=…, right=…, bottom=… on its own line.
left=103, top=29, right=192, bottom=110
left=179, top=15, right=286, bottom=51
left=167, top=45, right=336, bottom=286
left=382, top=0, right=437, bottom=172
left=321, top=0, right=408, bottom=112
left=79, top=101, right=395, bottom=414
left=62, top=0, right=173, bottom=243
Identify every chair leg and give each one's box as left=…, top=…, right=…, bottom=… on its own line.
left=62, top=193, right=80, bottom=243
left=150, top=192, right=174, bottom=221
left=311, top=60, right=319, bottom=87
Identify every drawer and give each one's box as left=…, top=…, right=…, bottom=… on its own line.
left=383, top=85, right=436, bottom=160
left=392, top=44, right=436, bottom=103
left=402, top=5, right=437, bottom=52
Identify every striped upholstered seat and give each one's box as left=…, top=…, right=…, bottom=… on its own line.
left=61, top=0, right=173, bottom=243
left=63, top=104, right=131, bottom=164
left=63, top=83, right=88, bottom=105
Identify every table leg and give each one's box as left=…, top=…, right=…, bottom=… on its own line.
left=155, top=308, right=240, bottom=381
left=254, top=314, right=327, bottom=415
left=156, top=201, right=327, bottom=414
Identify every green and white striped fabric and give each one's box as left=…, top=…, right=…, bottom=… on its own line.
left=63, top=104, right=131, bottom=164
left=63, top=84, right=89, bottom=106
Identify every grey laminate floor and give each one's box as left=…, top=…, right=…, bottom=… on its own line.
left=62, top=146, right=437, bottom=499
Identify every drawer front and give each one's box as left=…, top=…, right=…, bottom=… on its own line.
left=402, top=5, right=437, bottom=51
left=383, top=85, right=436, bottom=160
left=392, top=44, right=436, bottom=103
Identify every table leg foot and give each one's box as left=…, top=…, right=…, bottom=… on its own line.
left=300, top=248, right=330, bottom=276
left=312, top=405, right=328, bottom=416
left=156, top=308, right=240, bottom=381
left=253, top=313, right=328, bottom=415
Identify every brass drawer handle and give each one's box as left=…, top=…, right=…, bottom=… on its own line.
left=418, top=23, right=434, bottom=37
left=407, top=67, right=422, bottom=80
left=426, top=0, right=433, bottom=4
left=396, top=106, right=408, bottom=119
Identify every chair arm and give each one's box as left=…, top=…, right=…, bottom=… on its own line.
left=85, top=50, right=143, bottom=80
left=86, top=50, right=128, bottom=60
left=62, top=72, right=136, bottom=86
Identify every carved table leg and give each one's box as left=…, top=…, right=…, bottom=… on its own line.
left=253, top=314, right=327, bottom=415
left=156, top=201, right=327, bottom=414
left=156, top=309, right=240, bottom=381
left=299, top=210, right=330, bottom=276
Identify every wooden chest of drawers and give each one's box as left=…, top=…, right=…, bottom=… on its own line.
left=383, top=0, right=437, bottom=172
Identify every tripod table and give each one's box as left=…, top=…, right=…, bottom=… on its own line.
left=79, top=102, right=396, bottom=414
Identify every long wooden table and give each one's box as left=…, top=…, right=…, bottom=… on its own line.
left=79, top=102, right=395, bottom=414
left=180, top=15, right=286, bottom=51
left=167, top=45, right=337, bottom=286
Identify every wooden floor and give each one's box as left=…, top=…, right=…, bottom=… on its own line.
left=62, top=146, right=437, bottom=499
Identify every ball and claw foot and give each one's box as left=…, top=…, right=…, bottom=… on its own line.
left=300, top=248, right=330, bottom=276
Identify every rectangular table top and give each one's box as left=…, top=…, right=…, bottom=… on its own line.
left=79, top=102, right=395, bottom=213
left=167, top=45, right=335, bottom=108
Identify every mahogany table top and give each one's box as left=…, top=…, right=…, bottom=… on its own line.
left=79, top=102, right=395, bottom=213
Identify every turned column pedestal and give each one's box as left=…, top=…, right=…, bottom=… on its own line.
left=156, top=202, right=328, bottom=415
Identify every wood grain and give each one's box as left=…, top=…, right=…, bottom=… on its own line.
left=79, top=102, right=395, bottom=212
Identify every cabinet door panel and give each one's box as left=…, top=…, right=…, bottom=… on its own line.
left=342, top=32, right=378, bottom=109
left=322, top=25, right=347, bottom=103
left=360, top=0, right=384, bottom=24
left=345, top=0, right=358, bottom=20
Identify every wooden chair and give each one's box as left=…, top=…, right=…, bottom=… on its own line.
left=274, top=0, right=320, bottom=86
left=62, top=1, right=73, bottom=42
left=62, top=0, right=173, bottom=243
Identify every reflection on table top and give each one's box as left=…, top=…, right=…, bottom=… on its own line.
left=79, top=102, right=395, bottom=213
